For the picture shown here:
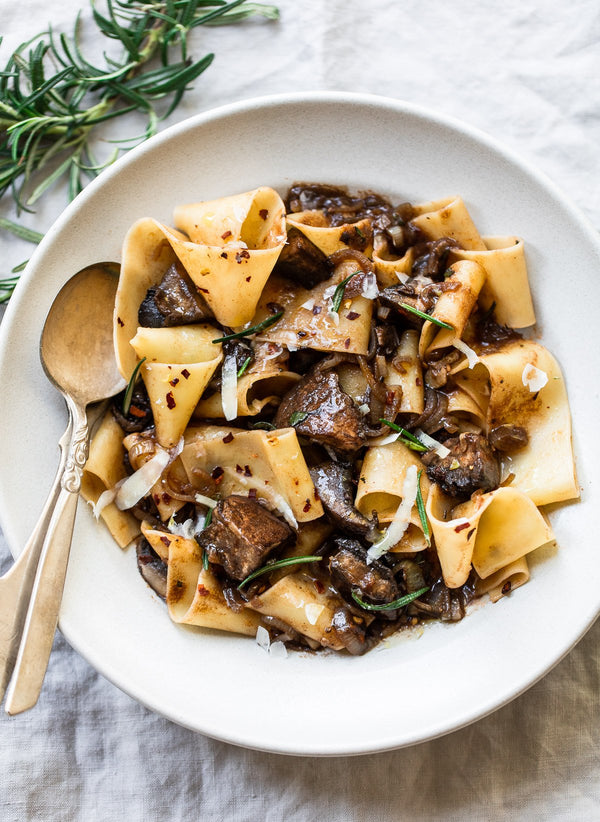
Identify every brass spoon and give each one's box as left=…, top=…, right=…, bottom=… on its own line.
left=1, top=263, right=124, bottom=715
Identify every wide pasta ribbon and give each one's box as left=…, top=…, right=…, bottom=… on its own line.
left=426, top=483, right=553, bottom=589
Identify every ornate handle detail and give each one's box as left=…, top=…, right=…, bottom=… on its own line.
left=61, top=414, right=89, bottom=494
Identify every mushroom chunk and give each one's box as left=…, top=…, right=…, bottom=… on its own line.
left=135, top=536, right=168, bottom=601
left=309, top=461, right=377, bottom=539
left=329, top=538, right=399, bottom=604
left=138, top=262, right=211, bottom=327
left=196, top=495, right=294, bottom=581
left=410, top=237, right=458, bottom=281
left=330, top=608, right=369, bottom=655
left=111, top=383, right=153, bottom=433
left=423, top=432, right=500, bottom=499
left=489, top=424, right=529, bottom=453
left=274, top=366, right=366, bottom=456
left=273, top=226, right=331, bottom=289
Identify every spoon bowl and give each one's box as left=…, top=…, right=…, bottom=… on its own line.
left=40, top=262, right=123, bottom=404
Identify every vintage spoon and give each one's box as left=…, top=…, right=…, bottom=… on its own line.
left=2, top=262, right=124, bottom=715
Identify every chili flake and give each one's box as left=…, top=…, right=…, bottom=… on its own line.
left=166, top=392, right=176, bottom=409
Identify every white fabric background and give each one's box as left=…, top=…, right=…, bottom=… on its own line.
left=1, top=1, right=600, bottom=819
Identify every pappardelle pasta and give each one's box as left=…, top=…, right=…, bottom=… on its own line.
left=82, top=183, right=578, bottom=655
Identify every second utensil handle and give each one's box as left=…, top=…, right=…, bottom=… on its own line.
left=4, top=404, right=88, bottom=716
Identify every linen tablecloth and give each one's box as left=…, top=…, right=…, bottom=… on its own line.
left=2, top=1, right=599, bottom=819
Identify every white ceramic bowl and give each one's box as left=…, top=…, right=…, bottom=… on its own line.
left=0, top=92, right=598, bottom=755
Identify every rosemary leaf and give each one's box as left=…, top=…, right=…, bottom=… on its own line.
left=0, top=217, right=43, bottom=243
left=122, top=357, right=146, bottom=415
left=237, top=356, right=252, bottom=378
left=351, top=586, right=430, bottom=612
left=238, top=555, right=323, bottom=590
left=379, top=419, right=428, bottom=452
left=212, top=310, right=284, bottom=343
left=416, top=470, right=431, bottom=547
left=331, top=269, right=362, bottom=313
left=399, top=303, right=453, bottom=330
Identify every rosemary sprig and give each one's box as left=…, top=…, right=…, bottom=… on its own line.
left=399, top=303, right=453, bottom=330
left=122, top=356, right=146, bottom=414
left=0, top=0, right=279, bottom=285
left=416, top=469, right=431, bottom=547
left=331, top=269, right=362, bottom=313
left=238, top=555, right=323, bottom=590
left=212, top=310, right=284, bottom=343
left=380, top=419, right=428, bottom=453
left=351, top=586, right=429, bottom=612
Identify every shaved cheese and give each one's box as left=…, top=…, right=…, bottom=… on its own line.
left=305, top=603, right=324, bottom=625
left=167, top=517, right=197, bottom=540
left=414, top=428, right=451, bottom=458
left=361, top=273, right=379, bottom=300
left=370, top=431, right=399, bottom=446
left=522, top=363, right=548, bottom=392
left=358, top=403, right=370, bottom=415
left=115, top=448, right=171, bottom=511
left=90, top=479, right=125, bottom=519
left=221, top=353, right=238, bottom=421
left=268, top=641, right=288, bottom=659
left=396, top=271, right=410, bottom=284
left=453, top=338, right=479, bottom=369
left=256, top=625, right=270, bottom=651
left=194, top=493, right=217, bottom=509
left=367, top=465, right=418, bottom=561
left=327, top=307, right=340, bottom=327
left=300, top=298, right=316, bottom=311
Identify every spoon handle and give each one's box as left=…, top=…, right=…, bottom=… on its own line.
left=0, top=418, right=72, bottom=704
left=4, top=400, right=89, bottom=715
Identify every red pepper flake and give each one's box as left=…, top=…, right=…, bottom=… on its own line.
left=160, top=536, right=171, bottom=547
left=235, top=249, right=251, bottom=263
left=129, top=404, right=146, bottom=418
left=416, top=378, right=422, bottom=386
left=221, top=252, right=228, bottom=259
left=454, top=521, right=470, bottom=533
left=117, top=316, right=124, bottom=327
left=312, top=305, right=322, bottom=315
left=221, top=230, right=232, bottom=240
left=467, top=528, right=476, bottom=541
left=162, top=493, right=171, bottom=503
left=344, top=338, right=351, bottom=349
left=211, top=466, right=224, bottom=483
left=313, top=579, right=325, bottom=594
left=169, top=377, right=180, bottom=387
left=385, top=390, right=395, bottom=405
left=314, top=487, right=320, bottom=501
left=303, top=500, right=311, bottom=513
left=235, top=464, right=243, bottom=474
left=259, top=209, right=269, bottom=220
left=244, top=465, right=252, bottom=477
left=346, top=311, right=360, bottom=321
left=222, top=432, right=234, bottom=444
left=198, top=287, right=209, bottom=294
left=293, top=479, right=299, bottom=486
left=152, top=494, right=161, bottom=505
left=166, top=392, right=176, bottom=409
left=248, top=488, right=257, bottom=499
left=181, top=369, right=190, bottom=379
left=197, top=584, right=210, bottom=596
left=502, top=580, right=512, bottom=595
left=246, top=276, right=252, bottom=282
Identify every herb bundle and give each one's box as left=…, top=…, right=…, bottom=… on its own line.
left=0, top=0, right=279, bottom=301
